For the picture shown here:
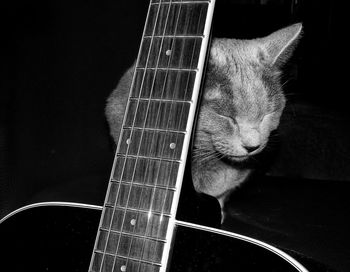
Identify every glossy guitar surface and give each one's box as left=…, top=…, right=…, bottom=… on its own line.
left=0, top=203, right=307, bottom=272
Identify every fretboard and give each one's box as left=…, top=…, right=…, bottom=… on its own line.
left=89, top=0, right=215, bottom=271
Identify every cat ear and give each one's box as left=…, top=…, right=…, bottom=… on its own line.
left=256, top=23, right=302, bottom=67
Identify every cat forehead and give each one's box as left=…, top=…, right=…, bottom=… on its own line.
left=205, top=63, right=278, bottom=118
left=204, top=75, right=270, bottom=121
left=210, top=38, right=260, bottom=67
left=209, top=38, right=267, bottom=87
left=207, top=49, right=267, bottom=97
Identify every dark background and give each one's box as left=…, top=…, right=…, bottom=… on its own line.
left=1, top=0, right=350, bottom=271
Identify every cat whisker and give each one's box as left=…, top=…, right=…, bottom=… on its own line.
left=192, top=148, right=212, bottom=153
left=192, top=149, right=215, bottom=158
left=192, top=150, right=222, bottom=166
left=281, top=78, right=291, bottom=88
left=192, top=146, right=212, bottom=152
left=192, top=148, right=216, bottom=157
left=192, top=153, right=217, bottom=163
left=197, top=151, right=228, bottom=166
left=192, top=152, right=214, bottom=160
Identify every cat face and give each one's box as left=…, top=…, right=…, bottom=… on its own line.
left=194, top=24, right=302, bottom=163
left=195, top=58, right=284, bottom=162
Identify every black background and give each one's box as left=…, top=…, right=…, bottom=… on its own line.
left=1, top=0, right=349, bottom=271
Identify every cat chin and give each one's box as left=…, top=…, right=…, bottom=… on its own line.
left=226, top=155, right=249, bottom=162
left=224, top=146, right=265, bottom=163
left=220, top=142, right=268, bottom=165
left=221, top=154, right=250, bottom=164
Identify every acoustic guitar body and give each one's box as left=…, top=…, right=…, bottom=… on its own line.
left=0, top=203, right=304, bottom=272
left=0, top=1, right=308, bottom=272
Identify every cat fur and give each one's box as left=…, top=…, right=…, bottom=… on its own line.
left=105, top=23, right=302, bottom=211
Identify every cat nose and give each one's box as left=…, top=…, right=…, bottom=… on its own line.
left=243, top=144, right=260, bottom=153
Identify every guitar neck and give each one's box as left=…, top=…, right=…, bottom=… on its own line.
left=89, top=1, right=216, bottom=271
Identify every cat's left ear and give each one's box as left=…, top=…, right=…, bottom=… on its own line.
left=257, top=23, right=302, bottom=67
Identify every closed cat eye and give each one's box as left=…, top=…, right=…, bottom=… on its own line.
left=218, top=113, right=237, bottom=124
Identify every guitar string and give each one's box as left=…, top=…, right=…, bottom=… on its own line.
left=91, top=1, right=207, bottom=271
left=142, top=0, right=189, bottom=266
left=97, top=1, right=207, bottom=271
left=95, top=1, right=163, bottom=272
left=118, top=1, right=176, bottom=270
left=136, top=2, right=207, bottom=267
left=125, top=1, right=184, bottom=270
left=148, top=1, right=206, bottom=265
left=134, top=1, right=187, bottom=270
left=111, top=1, right=172, bottom=270
left=110, top=0, right=176, bottom=271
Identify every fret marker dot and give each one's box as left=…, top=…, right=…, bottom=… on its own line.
left=126, top=138, right=131, bottom=145
left=166, top=49, right=172, bottom=56
left=170, top=143, right=176, bottom=149
left=121, top=265, right=126, bottom=272
left=130, top=218, right=136, bottom=226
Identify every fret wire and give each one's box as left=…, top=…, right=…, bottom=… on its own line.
left=120, top=1, right=173, bottom=207
left=104, top=205, right=172, bottom=218
left=102, top=207, right=170, bottom=239
left=100, top=2, right=165, bottom=272
left=116, top=154, right=181, bottom=163
left=129, top=97, right=193, bottom=103
left=139, top=37, right=203, bottom=68
left=121, top=182, right=170, bottom=268
left=122, top=126, right=187, bottom=134
left=96, top=230, right=165, bottom=255
left=144, top=34, right=204, bottom=38
left=118, top=130, right=184, bottom=161
left=124, top=100, right=191, bottom=131
left=153, top=0, right=206, bottom=265
left=147, top=1, right=209, bottom=36
left=94, top=251, right=162, bottom=267
left=151, top=0, right=210, bottom=4
left=107, top=183, right=174, bottom=213
left=117, top=1, right=177, bottom=271
left=111, top=180, right=177, bottom=191
left=104, top=205, right=172, bottom=217
left=117, top=178, right=170, bottom=264
left=117, top=116, right=188, bottom=163
left=94, top=253, right=162, bottom=270
left=128, top=97, right=193, bottom=103
left=146, top=23, right=186, bottom=188
left=150, top=0, right=206, bottom=265
left=110, top=156, right=180, bottom=189
left=137, top=67, right=198, bottom=72
left=145, top=0, right=202, bottom=264
left=134, top=0, right=188, bottom=269
left=150, top=6, right=183, bottom=269
left=109, top=181, right=175, bottom=213
left=132, top=68, right=197, bottom=100
left=99, top=229, right=167, bottom=243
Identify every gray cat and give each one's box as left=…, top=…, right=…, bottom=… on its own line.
left=106, top=23, right=302, bottom=211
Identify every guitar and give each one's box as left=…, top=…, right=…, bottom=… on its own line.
left=0, top=1, right=308, bottom=271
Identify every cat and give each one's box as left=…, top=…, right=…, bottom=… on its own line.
left=106, top=23, right=302, bottom=214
